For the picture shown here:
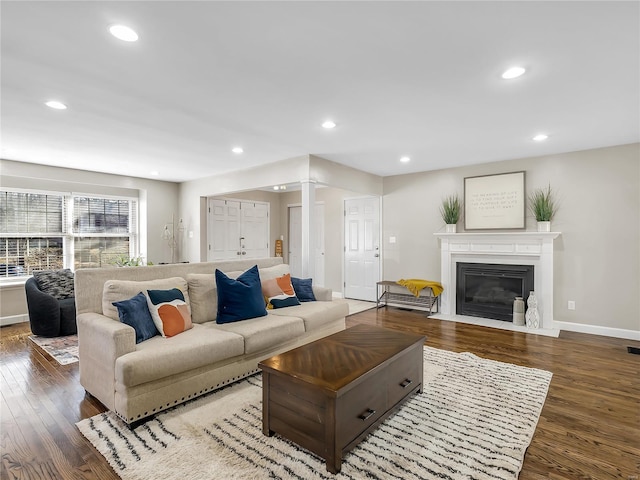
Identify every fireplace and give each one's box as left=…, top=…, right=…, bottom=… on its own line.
left=433, top=231, right=560, bottom=334
left=456, top=263, right=534, bottom=322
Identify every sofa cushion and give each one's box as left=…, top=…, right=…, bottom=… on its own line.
left=115, top=324, right=245, bottom=387
left=186, top=273, right=217, bottom=324
left=146, top=288, right=193, bottom=338
left=112, top=292, right=158, bottom=344
left=267, top=300, right=349, bottom=332
left=215, top=265, right=267, bottom=324
left=291, top=277, right=316, bottom=302
left=33, top=269, right=75, bottom=300
left=211, top=314, right=305, bottom=354
left=102, top=277, right=189, bottom=321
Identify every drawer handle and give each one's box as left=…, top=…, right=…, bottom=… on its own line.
left=400, top=378, right=413, bottom=389
left=359, top=408, right=376, bottom=421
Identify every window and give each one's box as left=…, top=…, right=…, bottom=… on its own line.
left=71, top=196, right=137, bottom=268
left=0, top=190, right=138, bottom=278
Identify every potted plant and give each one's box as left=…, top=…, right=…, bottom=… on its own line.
left=111, top=255, right=153, bottom=267
left=528, top=184, right=556, bottom=232
left=440, top=195, right=462, bottom=233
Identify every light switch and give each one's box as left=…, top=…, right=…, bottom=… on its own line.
left=389, top=236, right=396, bottom=244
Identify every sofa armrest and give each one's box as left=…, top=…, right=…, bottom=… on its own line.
left=312, top=286, right=333, bottom=301
left=77, top=312, right=136, bottom=411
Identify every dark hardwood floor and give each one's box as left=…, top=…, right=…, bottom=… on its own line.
left=1, top=307, right=639, bottom=479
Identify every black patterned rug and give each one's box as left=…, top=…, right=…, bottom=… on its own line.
left=77, top=347, right=552, bottom=480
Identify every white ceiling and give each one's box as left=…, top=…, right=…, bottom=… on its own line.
left=1, top=1, right=638, bottom=183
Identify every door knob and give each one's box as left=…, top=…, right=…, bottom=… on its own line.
left=374, top=253, right=379, bottom=257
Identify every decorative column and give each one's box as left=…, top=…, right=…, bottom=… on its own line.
left=300, top=179, right=316, bottom=278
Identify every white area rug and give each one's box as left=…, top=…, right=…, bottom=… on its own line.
left=345, top=299, right=377, bottom=315
left=77, top=347, right=552, bottom=480
left=28, top=334, right=79, bottom=365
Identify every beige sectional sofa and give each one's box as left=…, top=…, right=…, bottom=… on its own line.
left=75, top=257, right=348, bottom=424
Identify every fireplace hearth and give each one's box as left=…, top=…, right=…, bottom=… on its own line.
left=456, top=262, right=534, bottom=322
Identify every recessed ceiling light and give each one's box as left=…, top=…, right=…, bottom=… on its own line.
left=533, top=134, right=549, bottom=141
left=232, top=147, right=244, bottom=154
left=501, top=66, right=526, bottom=79
left=400, top=156, right=411, bottom=163
left=109, top=24, right=139, bottom=42
left=322, top=120, right=336, bottom=129
left=273, top=186, right=280, bottom=191
left=45, top=100, right=67, bottom=110
left=150, top=171, right=159, bottom=176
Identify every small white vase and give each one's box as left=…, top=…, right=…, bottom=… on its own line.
left=445, top=224, right=457, bottom=233
left=537, top=221, right=551, bottom=232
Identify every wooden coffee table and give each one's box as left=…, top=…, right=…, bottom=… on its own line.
left=258, top=324, right=426, bottom=473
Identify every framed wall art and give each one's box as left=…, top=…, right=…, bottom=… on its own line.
left=464, top=171, right=526, bottom=230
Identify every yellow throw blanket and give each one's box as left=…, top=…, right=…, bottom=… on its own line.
left=397, top=279, right=444, bottom=297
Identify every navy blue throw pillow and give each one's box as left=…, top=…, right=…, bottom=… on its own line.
left=112, top=292, right=158, bottom=344
left=216, top=265, right=268, bottom=324
left=270, top=296, right=301, bottom=309
left=291, top=277, right=316, bottom=302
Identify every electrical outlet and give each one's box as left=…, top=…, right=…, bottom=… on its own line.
left=568, top=300, right=576, bottom=310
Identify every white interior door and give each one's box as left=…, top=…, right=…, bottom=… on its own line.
left=289, top=204, right=324, bottom=284
left=241, top=202, right=269, bottom=259
left=344, top=196, right=380, bottom=301
left=208, top=199, right=269, bottom=260
left=208, top=199, right=240, bottom=260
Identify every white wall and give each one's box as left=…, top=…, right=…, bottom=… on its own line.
left=179, top=156, right=310, bottom=262
left=0, top=159, right=179, bottom=319
left=178, top=155, right=383, bottom=263
left=309, top=155, right=383, bottom=196
left=278, top=186, right=362, bottom=294
left=382, top=143, right=640, bottom=334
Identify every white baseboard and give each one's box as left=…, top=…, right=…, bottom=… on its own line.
left=555, top=321, right=640, bottom=341
left=1, top=314, right=29, bottom=327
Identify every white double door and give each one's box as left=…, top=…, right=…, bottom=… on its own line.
left=344, top=196, right=380, bottom=302
left=288, top=204, right=325, bottom=286
left=207, top=199, right=269, bottom=260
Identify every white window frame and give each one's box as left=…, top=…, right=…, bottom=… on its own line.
left=0, top=188, right=139, bottom=280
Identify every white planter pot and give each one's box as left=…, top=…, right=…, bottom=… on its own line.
left=445, top=224, right=457, bottom=233
left=537, top=221, right=551, bottom=232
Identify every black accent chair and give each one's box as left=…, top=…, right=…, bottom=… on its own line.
left=25, top=277, right=77, bottom=337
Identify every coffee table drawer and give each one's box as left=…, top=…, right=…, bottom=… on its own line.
left=387, top=348, right=422, bottom=407
left=337, top=375, right=387, bottom=447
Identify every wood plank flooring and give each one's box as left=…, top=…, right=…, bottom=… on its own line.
left=1, top=307, right=639, bottom=479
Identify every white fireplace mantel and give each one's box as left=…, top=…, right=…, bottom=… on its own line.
left=433, top=231, right=561, bottom=336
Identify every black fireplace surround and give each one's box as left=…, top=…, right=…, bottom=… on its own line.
left=456, top=262, right=534, bottom=322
